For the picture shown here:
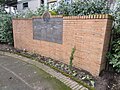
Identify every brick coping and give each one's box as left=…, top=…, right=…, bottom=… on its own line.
left=13, top=14, right=113, bottom=20
left=0, top=51, right=89, bottom=90
left=63, top=14, right=112, bottom=20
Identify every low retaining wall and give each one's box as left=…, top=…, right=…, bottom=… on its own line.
left=12, top=14, right=113, bottom=76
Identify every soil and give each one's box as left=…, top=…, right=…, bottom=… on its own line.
left=95, top=71, right=120, bottom=90
left=0, top=43, right=120, bottom=90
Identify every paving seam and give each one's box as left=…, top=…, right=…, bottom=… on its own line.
left=0, top=51, right=88, bottom=90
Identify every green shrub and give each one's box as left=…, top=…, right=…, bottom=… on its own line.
left=53, top=0, right=70, bottom=16
left=107, top=39, right=120, bottom=72
left=15, top=9, right=36, bottom=18
left=15, top=5, right=47, bottom=18
left=35, top=5, right=46, bottom=16
left=107, top=1, right=120, bottom=72
left=69, top=47, right=76, bottom=70
left=0, top=11, right=13, bottom=45
left=54, top=0, right=110, bottom=16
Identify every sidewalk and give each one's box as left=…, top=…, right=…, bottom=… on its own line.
left=0, top=51, right=88, bottom=90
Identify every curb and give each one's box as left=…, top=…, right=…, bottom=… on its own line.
left=0, top=51, right=88, bottom=90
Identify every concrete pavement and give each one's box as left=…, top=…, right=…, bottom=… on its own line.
left=0, top=54, right=71, bottom=90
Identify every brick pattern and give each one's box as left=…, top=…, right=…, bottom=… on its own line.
left=12, top=14, right=113, bottom=76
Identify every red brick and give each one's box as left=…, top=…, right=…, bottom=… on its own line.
left=13, top=15, right=113, bottom=76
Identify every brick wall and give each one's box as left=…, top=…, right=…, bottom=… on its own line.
left=12, top=14, right=113, bottom=76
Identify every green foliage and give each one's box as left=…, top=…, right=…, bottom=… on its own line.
left=54, top=0, right=110, bottom=16
left=69, top=47, right=76, bottom=69
left=35, top=5, right=46, bottom=16
left=15, top=4, right=57, bottom=19
left=0, top=0, right=8, bottom=6
left=107, top=1, right=120, bottom=72
left=52, top=0, right=70, bottom=16
left=0, top=11, right=13, bottom=45
left=49, top=10, right=57, bottom=15
left=0, top=0, right=17, bottom=5
left=71, top=0, right=110, bottom=16
left=14, top=5, right=45, bottom=18
left=15, top=9, right=37, bottom=18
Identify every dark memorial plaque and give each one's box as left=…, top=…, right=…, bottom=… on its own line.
left=33, top=11, right=63, bottom=44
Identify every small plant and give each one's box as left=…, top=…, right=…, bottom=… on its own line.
left=72, top=70, right=77, bottom=77
left=69, top=46, right=76, bottom=70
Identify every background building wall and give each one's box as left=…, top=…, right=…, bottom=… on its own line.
left=17, top=0, right=40, bottom=12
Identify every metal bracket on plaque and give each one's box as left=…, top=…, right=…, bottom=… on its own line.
left=42, top=11, right=51, bottom=22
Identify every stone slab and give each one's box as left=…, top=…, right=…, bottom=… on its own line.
left=33, top=18, right=63, bottom=44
